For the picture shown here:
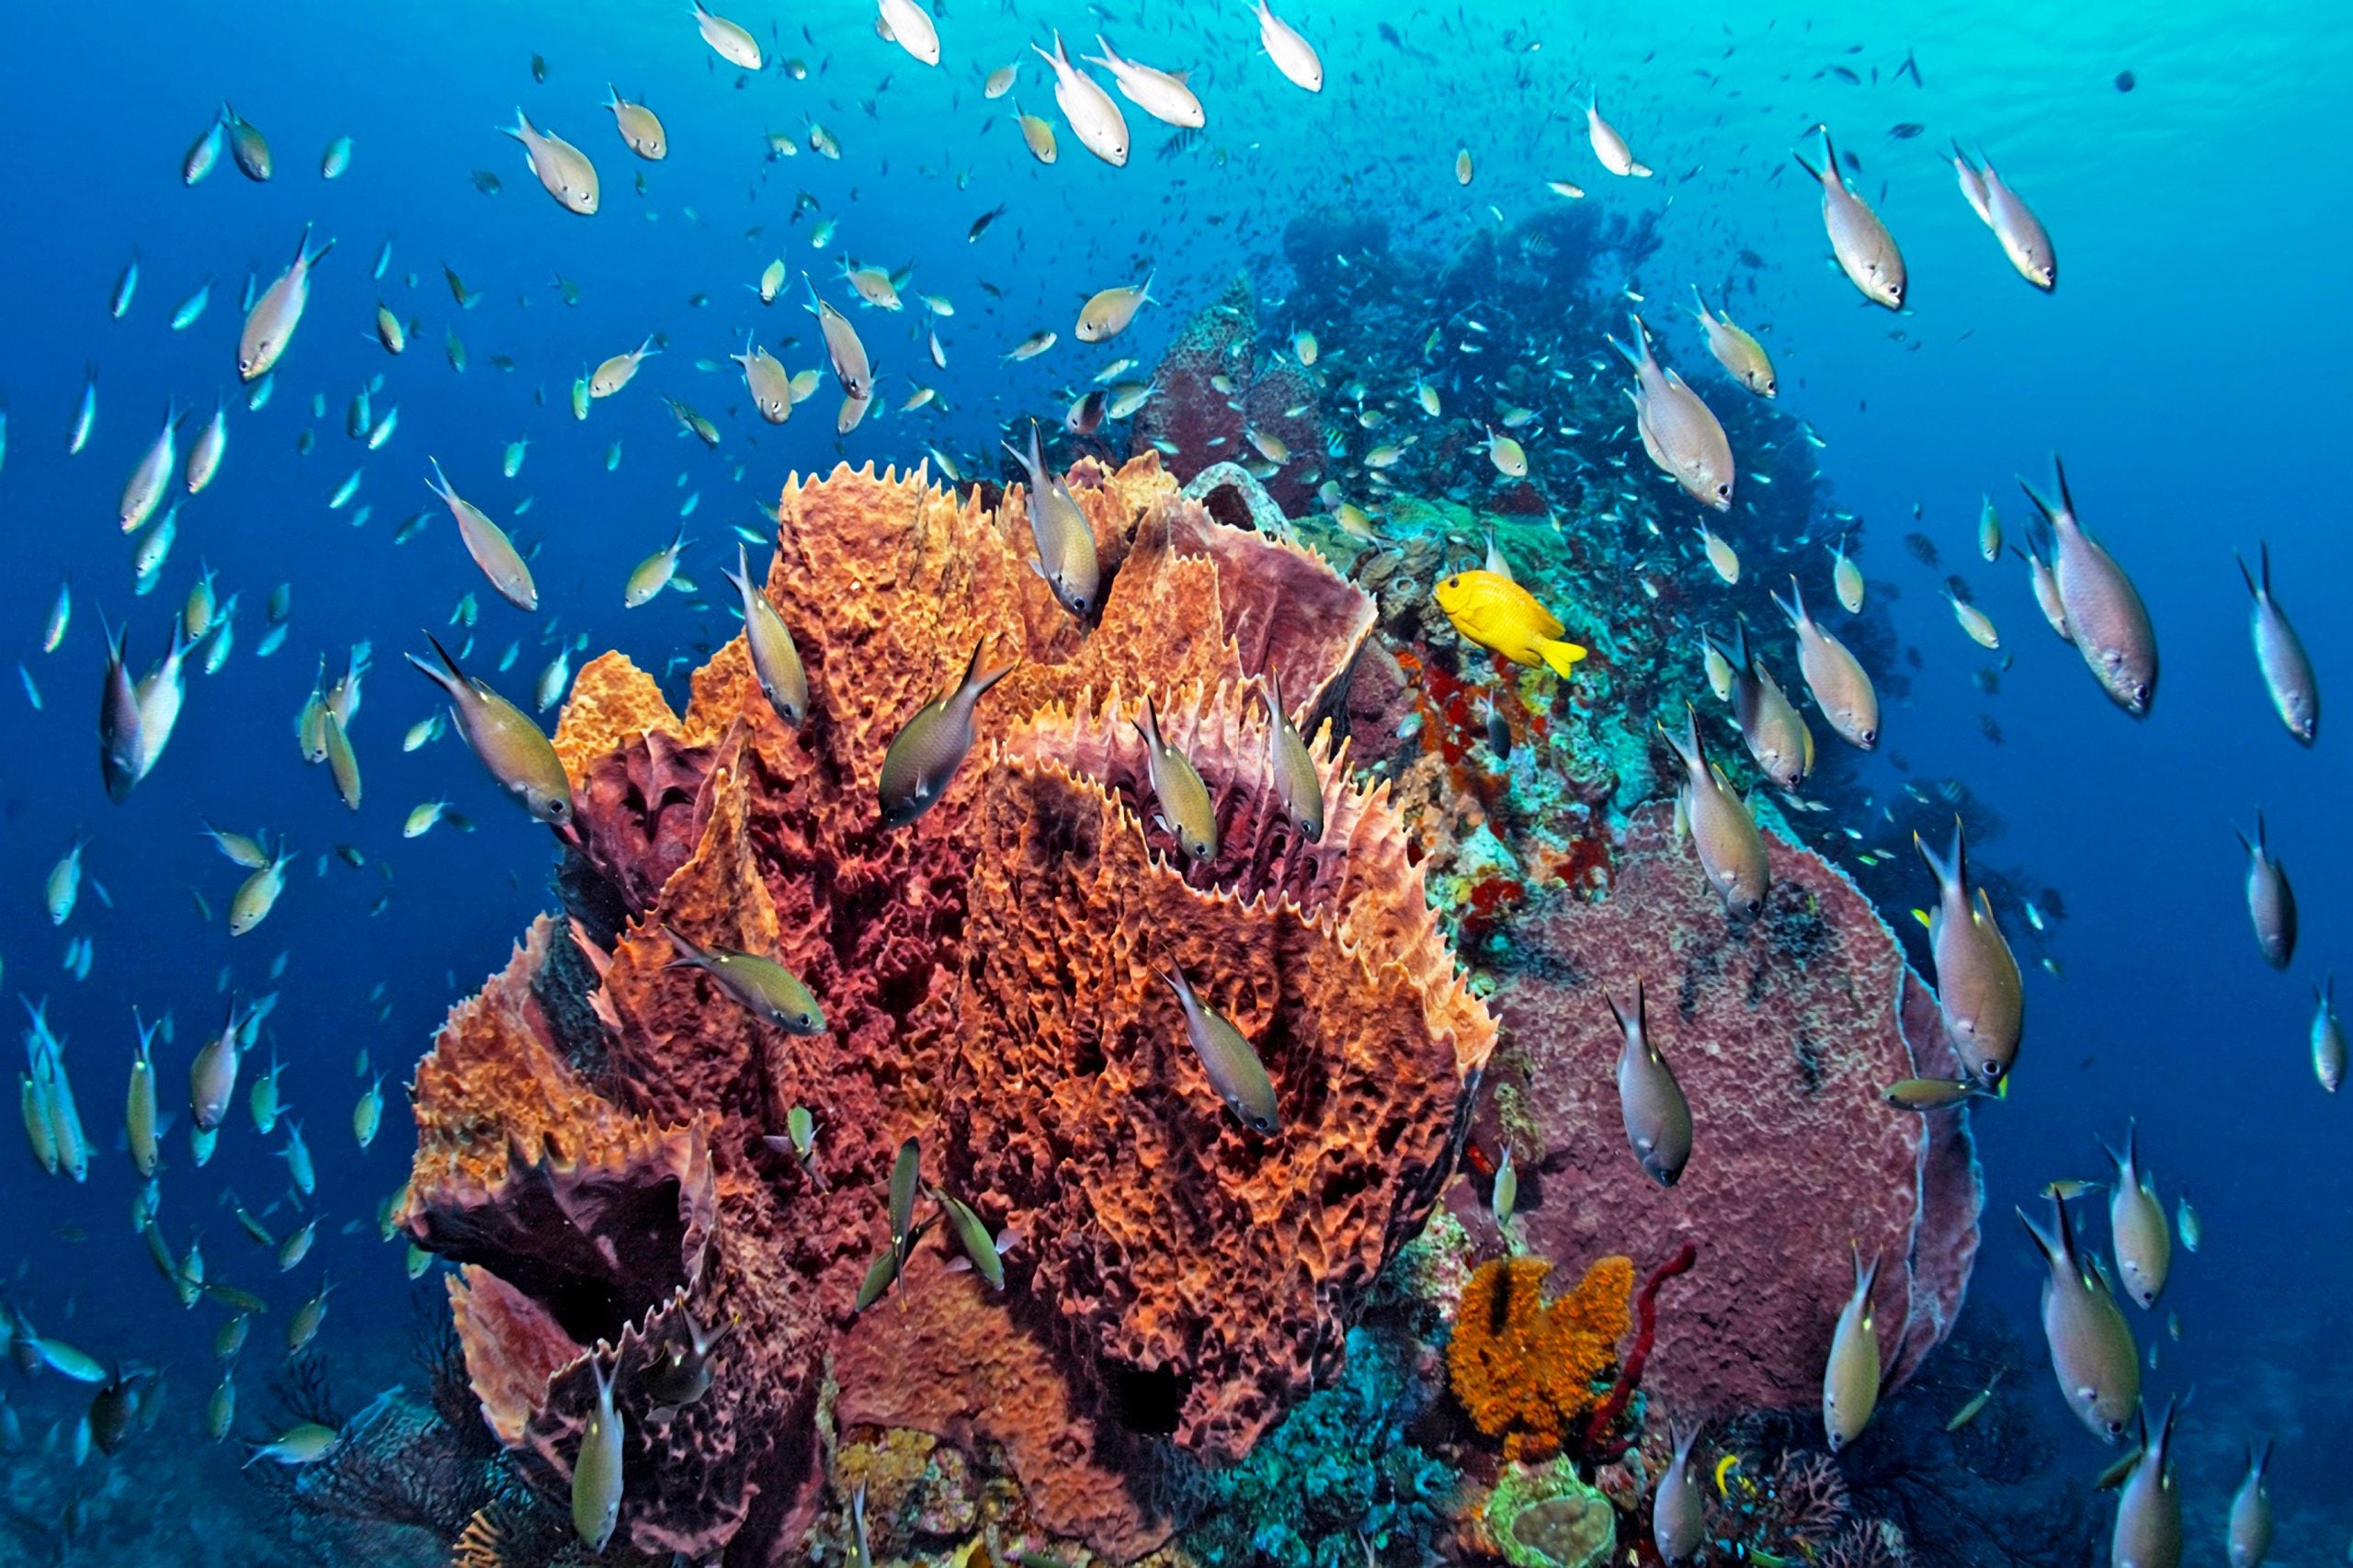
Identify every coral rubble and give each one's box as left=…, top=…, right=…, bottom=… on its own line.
left=402, top=458, right=1496, bottom=1561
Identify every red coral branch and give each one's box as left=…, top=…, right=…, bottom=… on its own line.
left=1583, top=1242, right=1698, bottom=1460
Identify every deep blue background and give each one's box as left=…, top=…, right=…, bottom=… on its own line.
left=0, top=0, right=2345, bottom=1553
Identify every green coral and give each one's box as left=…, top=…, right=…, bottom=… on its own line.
left=1484, top=1460, right=1618, bottom=1568
left=1177, top=1322, right=1454, bottom=1568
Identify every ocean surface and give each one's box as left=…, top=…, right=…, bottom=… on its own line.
left=0, top=0, right=2347, bottom=1562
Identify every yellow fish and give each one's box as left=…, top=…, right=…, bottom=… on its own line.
left=1433, top=571, right=1586, bottom=676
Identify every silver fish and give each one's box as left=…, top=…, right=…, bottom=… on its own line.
left=238, top=225, right=333, bottom=383
left=876, top=641, right=1012, bottom=827
left=1610, top=313, right=1734, bottom=511
left=1138, top=696, right=1217, bottom=865
left=720, top=543, right=807, bottom=724
left=2236, top=813, right=2296, bottom=970
left=1774, top=577, right=1879, bottom=749
left=2227, top=1438, right=2273, bottom=1568
left=1659, top=704, right=1768, bottom=917
left=572, top=1357, right=623, bottom=1551
left=2018, top=1192, right=2140, bottom=1443
left=2101, top=1121, right=2170, bottom=1310
left=1160, top=965, right=1279, bottom=1135
left=1261, top=669, right=1323, bottom=843
left=2237, top=544, right=2316, bottom=743
left=1652, top=1420, right=1705, bottom=1562
left=2111, top=1400, right=2181, bottom=1568
left=2020, top=457, right=2155, bottom=716
left=1711, top=621, right=1812, bottom=790
left=1608, top=980, right=1691, bottom=1187
left=1795, top=126, right=1905, bottom=309
left=405, top=634, right=573, bottom=826
left=425, top=457, right=537, bottom=611
left=1823, top=1248, right=1881, bottom=1452
left=2313, top=977, right=2345, bottom=1094
left=1915, top=819, right=2023, bottom=1087
left=1003, top=421, right=1101, bottom=620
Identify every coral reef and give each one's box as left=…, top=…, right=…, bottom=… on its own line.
left=1476, top=1460, right=1617, bottom=1568
left=1445, top=1255, right=1632, bottom=1461
left=402, top=458, right=1496, bottom=1561
left=1463, top=804, right=1982, bottom=1422
left=1133, top=276, right=1324, bottom=516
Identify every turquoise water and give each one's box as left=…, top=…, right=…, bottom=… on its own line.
left=0, top=1, right=2347, bottom=1562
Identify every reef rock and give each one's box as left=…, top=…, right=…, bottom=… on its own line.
left=1133, top=276, right=1324, bottom=517
left=404, top=458, right=1495, bottom=1562
left=1472, top=805, right=1980, bottom=1423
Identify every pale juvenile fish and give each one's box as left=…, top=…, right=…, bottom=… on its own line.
left=1652, top=1421, right=1705, bottom=1562
left=2019, top=538, right=2070, bottom=642
left=426, top=458, right=537, bottom=611
left=1699, top=635, right=1733, bottom=702
left=1139, top=696, right=1218, bottom=865
left=835, top=389, right=871, bottom=435
left=1881, top=1077, right=1979, bottom=1109
left=206, top=1373, right=235, bottom=1441
left=661, top=924, right=824, bottom=1033
left=842, top=262, right=902, bottom=311
left=69, top=363, right=97, bottom=456
left=1697, top=523, right=1737, bottom=583
left=98, top=621, right=143, bottom=803
left=1830, top=533, right=1865, bottom=613
left=126, top=1011, right=161, bottom=1177
left=2235, top=813, right=2296, bottom=970
left=1772, top=577, right=1878, bottom=749
left=1084, top=36, right=1204, bottom=128
left=245, top=1423, right=339, bottom=1469
left=1064, top=388, right=1104, bottom=432
left=239, top=224, right=334, bottom=381
left=1949, top=138, right=1991, bottom=225
left=1076, top=272, right=1154, bottom=342
left=2021, top=456, right=2155, bottom=714
left=1978, top=495, right=2003, bottom=562
left=1490, top=1143, right=1515, bottom=1228
left=1945, top=1369, right=2003, bottom=1432
left=2227, top=1439, right=2274, bottom=1568
left=1660, top=703, right=1768, bottom=916
left=1608, top=980, right=1691, bottom=1187
left=323, top=709, right=362, bottom=810
left=692, top=0, right=761, bottom=68
left=221, top=102, right=271, bottom=180
left=1261, top=669, right=1323, bottom=842
left=1711, top=621, right=1811, bottom=790
left=811, top=293, right=873, bottom=400
left=1014, top=102, right=1058, bottom=163
left=170, top=276, right=212, bottom=330
left=589, top=335, right=658, bottom=397
left=722, top=543, right=808, bottom=724
left=1795, top=126, right=1905, bottom=310
left=624, top=526, right=689, bottom=608
left=572, top=1357, right=623, bottom=1551
left=1585, top=93, right=1651, bottom=176
left=1547, top=178, right=1586, bottom=200
left=730, top=335, right=793, bottom=424
left=2018, top=1191, right=2141, bottom=1442
left=183, top=119, right=222, bottom=186
left=2237, top=543, right=2316, bottom=743
left=984, top=62, right=1018, bottom=98
left=1004, top=420, right=1100, bottom=619
left=131, top=614, right=198, bottom=780
left=877, top=641, right=1013, bottom=826
left=319, top=134, right=352, bottom=178
left=1915, top=818, right=2023, bottom=1087
left=504, top=108, right=599, bottom=214
left=1250, top=1, right=1323, bottom=92
left=756, top=257, right=786, bottom=303
left=1161, top=965, right=1279, bottom=1134
left=281, top=1119, right=315, bottom=1196
left=185, top=399, right=228, bottom=494
left=1034, top=30, right=1129, bottom=165
left=406, top=634, right=574, bottom=826
left=878, top=0, right=939, bottom=65
left=932, top=1187, right=1004, bottom=1289
left=188, top=1005, right=243, bottom=1131
left=230, top=847, right=294, bottom=936
left=1292, top=328, right=1318, bottom=365
left=45, top=835, right=84, bottom=925
left=1823, top=1247, right=1882, bottom=1452
left=2101, top=1122, right=2170, bottom=1309
left=2313, top=977, right=2345, bottom=1093
left=1689, top=287, right=1774, bottom=397
left=2174, top=1193, right=2200, bottom=1254
left=1610, top=312, right=1734, bottom=511
left=2111, top=1400, right=2181, bottom=1568
left=1946, top=592, right=1999, bottom=650
left=1484, top=426, right=1528, bottom=479
left=1455, top=147, right=1472, bottom=185
left=603, top=86, right=667, bottom=160
left=120, top=402, right=185, bottom=533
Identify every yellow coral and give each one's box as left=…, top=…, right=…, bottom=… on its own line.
left=1449, top=1254, right=1635, bottom=1460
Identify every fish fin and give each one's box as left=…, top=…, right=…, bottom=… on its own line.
left=1538, top=638, right=1586, bottom=677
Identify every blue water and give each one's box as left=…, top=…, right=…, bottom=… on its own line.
left=0, top=0, right=2347, bottom=1559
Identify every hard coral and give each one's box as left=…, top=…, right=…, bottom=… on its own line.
left=1466, top=804, right=1981, bottom=1423
left=1447, top=1255, right=1633, bottom=1461
left=404, top=458, right=1496, bottom=1562
left=1133, top=275, right=1323, bottom=515
left=1479, top=1461, right=1618, bottom=1568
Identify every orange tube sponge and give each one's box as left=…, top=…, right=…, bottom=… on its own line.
left=1449, top=1254, right=1635, bottom=1461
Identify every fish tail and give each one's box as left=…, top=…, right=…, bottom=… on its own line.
left=1537, top=638, right=1586, bottom=677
